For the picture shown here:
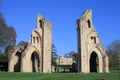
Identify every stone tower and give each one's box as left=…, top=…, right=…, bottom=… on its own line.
left=76, top=9, right=109, bottom=73
left=8, top=14, right=52, bottom=73
left=28, top=14, right=52, bottom=73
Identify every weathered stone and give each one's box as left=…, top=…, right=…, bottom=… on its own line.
left=76, top=9, right=109, bottom=73
left=9, top=9, right=109, bottom=73
left=8, top=14, right=52, bottom=73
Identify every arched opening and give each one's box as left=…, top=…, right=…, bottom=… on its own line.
left=87, top=20, right=91, bottom=28
left=90, top=36, right=94, bottom=44
left=94, top=37, right=96, bottom=44
left=90, top=51, right=98, bottom=72
left=31, top=51, right=40, bottom=72
left=39, top=20, right=44, bottom=28
left=36, top=36, right=39, bottom=43
left=14, top=48, right=23, bottom=72
left=33, top=37, right=35, bottom=43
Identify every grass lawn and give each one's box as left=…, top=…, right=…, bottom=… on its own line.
left=0, top=70, right=120, bottom=80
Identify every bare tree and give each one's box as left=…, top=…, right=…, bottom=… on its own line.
left=107, top=40, right=120, bottom=69
left=0, top=12, right=17, bottom=52
left=0, top=12, right=17, bottom=71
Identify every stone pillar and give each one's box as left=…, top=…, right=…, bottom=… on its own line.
left=98, top=57, right=103, bottom=73
left=8, top=60, right=14, bottom=72
left=104, top=56, right=109, bottom=73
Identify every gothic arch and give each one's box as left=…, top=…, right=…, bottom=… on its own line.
left=87, top=29, right=99, bottom=44
left=31, top=30, right=42, bottom=45
left=9, top=13, right=52, bottom=73
left=87, top=19, right=91, bottom=28
left=34, top=30, right=42, bottom=41
left=21, top=45, right=42, bottom=72
left=89, top=51, right=98, bottom=72
left=86, top=28, right=95, bottom=40
left=88, top=47, right=103, bottom=73
left=8, top=46, right=24, bottom=72
left=31, top=51, right=40, bottom=72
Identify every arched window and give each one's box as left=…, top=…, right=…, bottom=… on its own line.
left=90, top=36, right=94, bottom=44
left=91, top=36, right=93, bottom=40
left=36, top=36, right=39, bottom=43
left=87, top=20, right=91, bottom=28
left=39, top=20, right=44, bottom=28
left=39, top=20, right=42, bottom=28
left=94, top=37, right=96, bottom=44
left=33, top=37, right=35, bottom=43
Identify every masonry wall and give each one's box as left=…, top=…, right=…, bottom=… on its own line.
left=42, top=20, right=52, bottom=73
left=76, top=9, right=109, bottom=73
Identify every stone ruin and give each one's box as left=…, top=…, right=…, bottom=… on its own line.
left=8, top=9, right=109, bottom=73
left=76, top=9, right=109, bottom=73
left=8, top=14, right=52, bottom=73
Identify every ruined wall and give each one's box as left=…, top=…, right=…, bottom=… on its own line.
left=8, top=14, right=52, bottom=73
left=76, top=9, right=109, bottom=73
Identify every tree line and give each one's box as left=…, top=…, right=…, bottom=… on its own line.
left=0, top=12, right=17, bottom=71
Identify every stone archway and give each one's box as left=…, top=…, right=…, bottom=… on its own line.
left=21, top=45, right=42, bottom=72
left=9, top=14, right=52, bottom=73
left=76, top=9, right=109, bottom=73
left=31, top=51, right=40, bottom=72
left=90, top=51, right=98, bottom=72
left=88, top=48, right=103, bottom=73
left=14, top=50, right=22, bottom=72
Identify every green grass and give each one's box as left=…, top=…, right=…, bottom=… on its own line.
left=0, top=70, right=120, bottom=80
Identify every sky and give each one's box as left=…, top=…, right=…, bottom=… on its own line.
left=0, top=0, right=120, bottom=56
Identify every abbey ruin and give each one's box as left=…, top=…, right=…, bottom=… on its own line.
left=8, top=9, right=109, bottom=73
left=76, top=9, right=109, bottom=73
left=8, top=14, right=52, bottom=73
